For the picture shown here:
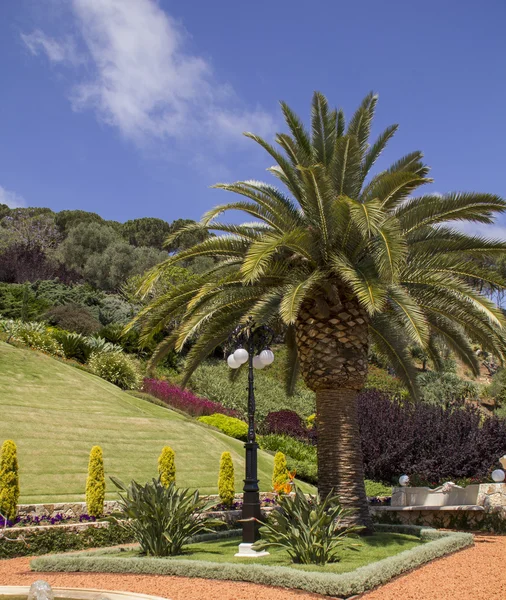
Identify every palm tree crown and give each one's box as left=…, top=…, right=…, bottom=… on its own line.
left=134, top=91, right=506, bottom=397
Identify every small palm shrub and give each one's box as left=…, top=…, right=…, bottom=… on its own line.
left=218, top=451, right=235, bottom=506
left=158, top=446, right=176, bottom=487
left=88, top=351, right=141, bottom=390
left=86, top=446, right=105, bottom=518
left=253, top=486, right=360, bottom=564
left=0, top=440, right=20, bottom=521
left=198, top=414, right=248, bottom=441
left=86, top=336, right=123, bottom=354
left=52, top=330, right=92, bottom=363
left=272, top=451, right=290, bottom=490
left=110, top=477, right=222, bottom=556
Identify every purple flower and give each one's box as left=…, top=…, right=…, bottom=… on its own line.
left=142, top=379, right=238, bottom=418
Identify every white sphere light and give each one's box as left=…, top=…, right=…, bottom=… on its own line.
left=253, top=355, right=265, bottom=369
left=227, top=354, right=241, bottom=369
left=399, top=475, right=410, bottom=487
left=491, top=469, right=505, bottom=483
left=233, top=348, right=249, bottom=365
left=259, top=349, right=274, bottom=366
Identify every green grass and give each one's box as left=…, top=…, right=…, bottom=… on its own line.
left=0, top=342, right=300, bottom=503
left=104, top=533, right=422, bottom=573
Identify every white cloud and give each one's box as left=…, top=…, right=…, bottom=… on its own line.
left=21, top=0, right=277, bottom=148
left=20, top=29, right=82, bottom=66
left=454, top=220, right=506, bottom=240
left=0, top=186, right=26, bottom=208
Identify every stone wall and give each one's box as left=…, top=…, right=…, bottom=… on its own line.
left=17, top=492, right=278, bottom=519
left=376, top=483, right=506, bottom=530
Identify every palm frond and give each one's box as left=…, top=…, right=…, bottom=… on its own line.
left=311, top=91, right=337, bottom=165
left=370, top=315, right=420, bottom=400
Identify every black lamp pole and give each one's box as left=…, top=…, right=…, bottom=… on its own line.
left=242, top=329, right=261, bottom=544
left=227, top=318, right=274, bottom=546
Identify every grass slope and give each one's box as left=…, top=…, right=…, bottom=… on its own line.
left=0, top=342, right=282, bottom=504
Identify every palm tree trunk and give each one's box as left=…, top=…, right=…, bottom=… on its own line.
left=316, top=387, right=373, bottom=533
left=295, top=295, right=373, bottom=531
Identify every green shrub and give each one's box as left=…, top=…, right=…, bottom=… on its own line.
left=0, top=440, right=20, bottom=521
left=45, top=303, right=101, bottom=334
left=86, top=336, right=123, bottom=354
left=110, top=477, right=222, bottom=556
left=52, top=330, right=92, bottom=363
left=0, top=523, right=133, bottom=559
left=254, top=486, right=360, bottom=564
left=488, top=368, right=506, bottom=407
left=198, top=414, right=248, bottom=441
left=218, top=451, right=235, bottom=506
left=418, top=371, right=480, bottom=407
left=87, top=351, right=141, bottom=390
left=86, top=446, right=105, bottom=517
left=272, top=451, right=289, bottom=489
left=13, top=326, right=63, bottom=357
left=189, top=360, right=315, bottom=421
left=158, top=446, right=176, bottom=487
left=365, top=365, right=409, bottom=399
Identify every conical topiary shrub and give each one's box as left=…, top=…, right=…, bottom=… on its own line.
left=272, top=451, right=290, bottom=490
left=0, top=440, right=20, bottom=521
left=158, top=446, right=176, bottom=487
left=218, top=451, right=235, bottom=506
left=86, top=446, right=105, bottom=517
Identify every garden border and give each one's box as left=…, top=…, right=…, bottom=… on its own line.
left=30, top=525, right=474, bottom=598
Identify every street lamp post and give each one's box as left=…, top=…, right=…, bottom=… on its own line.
left=226, top=317, right=274, bottom=558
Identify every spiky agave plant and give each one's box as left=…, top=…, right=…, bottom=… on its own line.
left=129, top=92, right=506, bottom=530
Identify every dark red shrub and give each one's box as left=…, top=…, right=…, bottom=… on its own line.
left=263, top=410, right=308, bottom=439
left=357, top=390, right=506, bottom=484
left=142, top=378, right=237, bottom=418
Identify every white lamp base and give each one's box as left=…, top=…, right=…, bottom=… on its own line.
left=234, top=543, right=270, bottom=558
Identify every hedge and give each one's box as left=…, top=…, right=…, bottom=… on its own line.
left=1, top=523, right=134, bottom=559
left=31, top=526, right=473, bottom=598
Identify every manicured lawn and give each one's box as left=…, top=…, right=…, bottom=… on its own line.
left=105, top=533, right=422, bottom=573
left=0, top=342, right=288, bottom=503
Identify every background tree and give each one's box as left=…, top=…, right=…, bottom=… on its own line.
left=132, top=92, right=506, bottom=529
left=122, top=217, right=172, bottom=250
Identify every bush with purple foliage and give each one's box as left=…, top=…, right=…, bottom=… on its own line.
left=263, top=410, right=308, bottom=440
left=142, top=378, right=237, bottom=418
left=358, top=390, right=506, bottom=484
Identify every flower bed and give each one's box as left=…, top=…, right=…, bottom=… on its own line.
left=31, top=525, right=474, bottom=598
left=0, top=513, right=97, bottom=528
left=142, top=378, right=238, bottom=418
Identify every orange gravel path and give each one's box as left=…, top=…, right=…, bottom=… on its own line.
left=0, top=535, right=504, bottom=600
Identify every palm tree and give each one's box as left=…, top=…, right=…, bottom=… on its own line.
left=132, top=92, right=506, bottom=530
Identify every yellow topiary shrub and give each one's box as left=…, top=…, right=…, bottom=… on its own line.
left=158, top=446, right=176, bottom=487
left=218, top=451, right=235, bottom=506
left=0, top=440, right=20, bottom=521
left=272, top=451, right=290, bottom=490
left=86, top=446, right=105, bottom=517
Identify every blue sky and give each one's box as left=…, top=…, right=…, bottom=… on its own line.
left=1, top=0, right=505, bottom=237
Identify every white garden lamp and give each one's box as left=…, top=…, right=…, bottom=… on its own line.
left=399, top=475, right=410, bottom=487
left=227, top=354, right=241, bottom=369
left=233, top=348, right=249, bottom=365
left=491, top=469, right=505, bottom=483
